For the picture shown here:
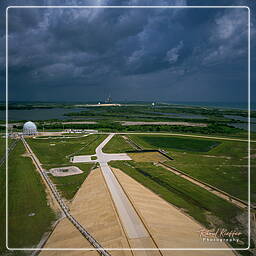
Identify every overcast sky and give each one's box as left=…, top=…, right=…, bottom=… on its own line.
left=0, top=0, right=255, bottom=103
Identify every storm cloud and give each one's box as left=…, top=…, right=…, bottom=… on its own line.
left=1, top=0, right=255, bottom=103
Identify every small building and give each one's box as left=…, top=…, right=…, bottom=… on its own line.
left=23, top=121, right=37, bottom=135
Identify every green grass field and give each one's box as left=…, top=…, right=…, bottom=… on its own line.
left=165, top=141, right=251, bottom=202
left=27, top=135, right=105, bottom=201
left=0, top=137, right=5, bottom=158
left=0, top=140, right=56, bottom=253
left=110, top=160, right=249, bottom=250
left=27, top=134, right=107, bottom=166
left=103, top=135, right=135, bottom=153
left=127, top=134, right=254, bottom=202
left=49, top=163, right=94, bottom=200
left=128, top=134, right=220, bottom=152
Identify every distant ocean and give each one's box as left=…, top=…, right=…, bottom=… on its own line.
left=165, top=102, right=256, bottom=110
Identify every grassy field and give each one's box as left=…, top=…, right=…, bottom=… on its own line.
left=49, top=163, right=94, bottom=200
left=128, top=134, right=220, bottom=152
left=27, top=134, right=107, bottom=166
left=127, top=134, right=254, bottom=202
left=0, top=140, right=56, bottom=253
left=110, top=160, right=249, bottom=250
left=27, top=135, right=104, bottom=201
left=166, top=141, right=253, bottom=202
left=0, top=137, right=5, bottom=158
left=102, top=134, right=135, bottom=153
left=129, top=152, right=169, bottom=162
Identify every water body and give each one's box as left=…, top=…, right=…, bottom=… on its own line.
left=229, top=123, right=256, bottom=132
left=166, top=102, right=255, bottom=110
left=224, top=115, right=256, bottom=123
left=223, top=115, right=256, bottom=131
left=0, top=108, right=85, bottom=121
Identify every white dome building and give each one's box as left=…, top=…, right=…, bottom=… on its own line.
left=23, top=121, right=37, bottom=135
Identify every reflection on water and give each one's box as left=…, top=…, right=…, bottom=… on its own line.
left=229, top=123, right=256, bottom=132
left=224, top=115, right=256, bottom=122
left=0, top=108, right=85, bottom=121
left=2, top=109, right=256, bottom=133
left=224, top=115, right=256, bottom=131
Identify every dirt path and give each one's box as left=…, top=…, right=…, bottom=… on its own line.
left=122, top=135, right=143, bottom=150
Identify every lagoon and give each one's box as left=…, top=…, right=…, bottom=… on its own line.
left=1, top=108, right=84, bottom=121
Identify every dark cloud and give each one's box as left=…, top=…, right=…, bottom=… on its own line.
left=0, top=0, right=255, bottom=102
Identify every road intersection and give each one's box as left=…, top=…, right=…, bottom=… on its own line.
left=72, top=133, right=149, bottom=239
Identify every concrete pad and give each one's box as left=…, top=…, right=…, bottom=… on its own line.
left=72, top=153, right=131, bottom=163
left=72, top=155, right=98, bottom=163
left=49, top=166, right=83, bottom=177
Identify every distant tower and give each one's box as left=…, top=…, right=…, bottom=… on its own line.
left=105, top=94, right=112, bottom=104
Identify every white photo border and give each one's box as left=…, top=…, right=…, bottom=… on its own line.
left=5, top=5, right=251, bottom=251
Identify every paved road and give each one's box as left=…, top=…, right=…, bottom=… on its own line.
left=100, top=162, right=148, bottom=238
left=72, top=133, right=149, bottom=239
left=72, top=133, right=131, bottom=163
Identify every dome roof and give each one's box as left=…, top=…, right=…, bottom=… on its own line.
left=23, top=121, right=37, bottom=135
left=23, top=121, right=36, bottom=129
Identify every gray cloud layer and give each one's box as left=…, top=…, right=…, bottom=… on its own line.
left=0, top=0, right=255, bottom=102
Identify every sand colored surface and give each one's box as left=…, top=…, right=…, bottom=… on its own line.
left=75, top=104, right=121, bottom=107
left=62, top=121, right=97, bottom=124
left=112, top=168, right=236, bottom=256
left=129, top=152, right=168, bottom=163
left=39, top=218, right=96, bottom=255
left=40, top=168, right=132, bottom=256
left=69, top=167, right=162, bottom=256
left=120, top=122, right=207, bottom=127
left=39, top=167, right=163, bottom=256
left=69, top=168, right=133, bottom=256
